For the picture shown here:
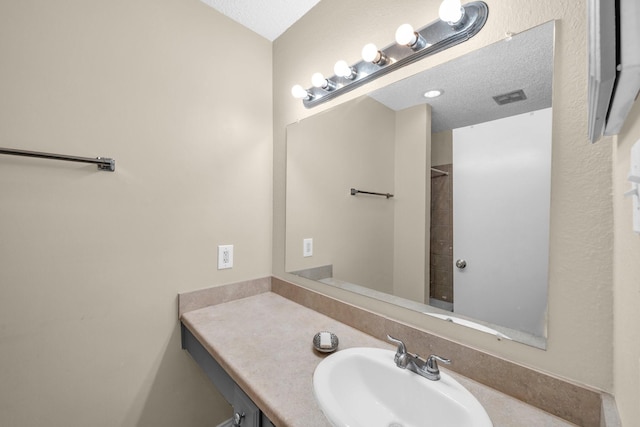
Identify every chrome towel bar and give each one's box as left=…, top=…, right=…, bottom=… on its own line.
left=431, top=167, right=449, bottom=177
left=0, top=147, right=115, bottom=172
left=350, top=188, right=394, bottom=199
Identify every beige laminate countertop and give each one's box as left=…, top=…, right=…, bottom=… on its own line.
left=180, top=292, right=576, bottom=427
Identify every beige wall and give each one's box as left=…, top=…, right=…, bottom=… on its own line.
left=285, top=96, right=395, bottom=292
left=613, top=101, right=640, bottom=425
left=286, top=98, right=431, bottom=298
left=0, top=1, right=272, bottom=426
left=286, top=99, right=431, bottom=300
left=273, top=0, right=614, bottom=392
left=393, top=104, right=430, bottom=303
left=432, top=130, right=453, bottom=166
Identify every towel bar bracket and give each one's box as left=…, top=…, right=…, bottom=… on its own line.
left=97, top=157, right=116, bottom=172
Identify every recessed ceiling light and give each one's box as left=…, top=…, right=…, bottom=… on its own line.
left=424, top=89, right=444, bottom=98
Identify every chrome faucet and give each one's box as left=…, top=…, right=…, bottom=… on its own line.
left=386, top=335, right=451, bottom=381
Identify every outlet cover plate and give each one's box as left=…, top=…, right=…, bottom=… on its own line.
left=218, top=245, right=233, bottom=269
left=303, top=238, right=313, bottom=257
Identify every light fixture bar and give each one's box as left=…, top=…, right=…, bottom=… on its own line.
left=300, top=1, right=488, bottom=108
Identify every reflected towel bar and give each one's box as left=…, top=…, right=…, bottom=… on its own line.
left=0, top=147, right=115, bottom=172
left=350, top=188, right=394, bottom=199
left=431, top=167, right=449, bottom=177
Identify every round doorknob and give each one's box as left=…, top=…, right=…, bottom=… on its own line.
left=455, top=259, right=467, bottom=269
left=232, top=412, right=245, bottom=426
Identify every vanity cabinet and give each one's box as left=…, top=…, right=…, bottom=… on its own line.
left=181, top=324, right=275, bottom=427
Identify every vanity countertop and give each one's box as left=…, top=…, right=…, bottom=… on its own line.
left=180, top=291, right=577, bottom=427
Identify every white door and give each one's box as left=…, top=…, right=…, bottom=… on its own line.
left=452, top=108, right=552, bottom=337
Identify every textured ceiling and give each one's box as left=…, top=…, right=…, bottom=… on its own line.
left=369, top=21, right=555, bottom=133
left=200, top=0, right=321, bottom=41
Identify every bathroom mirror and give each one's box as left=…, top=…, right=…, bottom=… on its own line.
left=285, top=21, right=554, bottom=349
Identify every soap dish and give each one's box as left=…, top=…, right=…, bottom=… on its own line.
left=313, top=331, right=339, bottom=353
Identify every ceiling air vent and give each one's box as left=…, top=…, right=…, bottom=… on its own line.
left=493, top=89, right=527, bottom=105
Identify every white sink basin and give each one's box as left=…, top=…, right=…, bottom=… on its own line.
left=313, top=347, right=493, bottom=427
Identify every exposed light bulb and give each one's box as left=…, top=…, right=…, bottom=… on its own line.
left=362, top=43, right=379, bottom=62
left=334, top=60, right=356, bottom=79
left=311, top=72, right=336, bottom=91
left=311, top=72, right=326, bottom=88
left=439, top=0, right=464, bottom=25
left=291, top=84, right=310, bottom=100
left=395, top=23, right=418, bottom=46
left=361, top=43, right=388, bottom=65
left=395, top=23, right=427, bottom=50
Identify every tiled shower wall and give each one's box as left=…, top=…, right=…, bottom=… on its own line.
left=430, top=164, right=453, bottom=304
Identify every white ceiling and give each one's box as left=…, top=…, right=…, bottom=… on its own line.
left=200, top=0, right=321, bottom=41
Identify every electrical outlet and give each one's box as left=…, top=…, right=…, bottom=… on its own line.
left=303, top=238, right=313, bottom=257
left=218, top=245, right=233, bottom=269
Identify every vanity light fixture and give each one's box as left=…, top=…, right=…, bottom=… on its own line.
left=291, top=1, right=488, bottom=108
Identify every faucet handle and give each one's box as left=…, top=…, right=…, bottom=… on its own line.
left=386, top=335, right=407, bottom=354
left=425, top=355, right=451, bottom=379
left=386, top=335, right=409, bottom=368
